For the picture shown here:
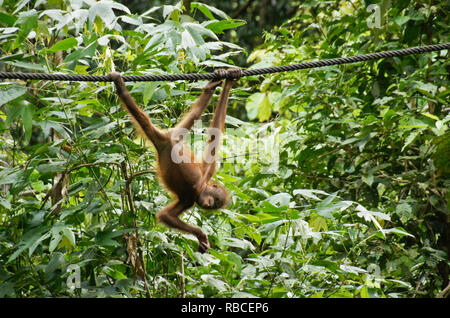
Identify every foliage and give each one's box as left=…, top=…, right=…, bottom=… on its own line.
left=0, top=0, right=448, bottom=298
left=120, top=0, right=298, bottom=59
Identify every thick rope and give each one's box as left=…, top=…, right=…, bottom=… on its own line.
left=0, top=43, right=448, bottom=82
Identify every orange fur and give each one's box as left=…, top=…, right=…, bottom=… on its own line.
left=110, top=69, right=239, bottom=252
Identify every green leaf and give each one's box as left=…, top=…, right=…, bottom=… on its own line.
left=109, top=1, right=132, bottom=14
left=7, top=245, right=28, bottom=263
left=191, top=2, right=230, bottom=20
left=49, top=232, right=63, bottom=252
left=226, top=252, right=242, bottom=272
left=0, top=87, right=27, bottom=107
left=162, top=4, right=181, bottom=21
left=45, top=252, right=66, bottom=274
left=181, top=28, right=197, bottom=48
left=294, top=189, right=328, bottom=201
left=356, top=204, right=390, bottom=236
left=269, top=91, right=284, bottom=112
left=245, top=92, right=263, bottom=120
left=421, top=112, right=440, bottom=121
left=0, top=167, right=23, bottom=186
left=13, top=10, right=38, bottom=49
left=29, top=232, right=51, bottom=257
left=433, top=132, right=450, bottom=173
left=260, top=201, right=287, bottom=213
left=94, top=152, right=125, bottom=164
left=200, top=274, right=229, bottom=292
left=377, top=183, right=386, bottom=198
left=309, top=214, right=328, bottom=231
left=266, top=192, right=292, bottom=207
left=21, top=103, right=34, bottom=143
left=398, top=117, right=428, bottom=130
left=203, top=19, right=246, bottom=34
left=46, top=37, right=78, bottom=53
left=143, top=82, right=160, bottom=105
left=340, top=264, right=366, bottom=274
left=360, top=286, right=370, bottom=298
left=382, top=227, right=414, bottom=238
left=245, top=226, right=262, bottom=245
left=401, top=131, right=420, bottom=152
left=394, top=16, right=410, bottom=26
left=184, top=22, right=218, bottom=41
left=95, top=229, right=124, bottom=247
left=362, top=173, right=374, bottom=186
left=258, top=94, right=272, bottom=122
left=88, top=1, right=125, bottom=25
left=316, top=200, right=353, bottom=221
left=415, top=82, right=437, bottom=93
left=36, top=161, right=67, bottom=174
left=85, top=122, right=117, bottom=138
left=64, top=41, right=98, bottom=63
left=5, top=60, right=45, bottom=71
left=0, top=198, right=11, bottom=210
left=31, top=180, right=44, bottom=192
left=5, top=104, right=23, bottom=125
left=0, top=282, right=15, bottom=297
left=120, top=15, right=142, bottom=26
left=222, top=237, right=254, bottom=250
left=0, top=12, right=17, bottom=26
left=62, top=228, right=76, bottom=246
left=259, top=219, right=288, bottom=233
left=395, top=202, right=413, bottom=223
left=245, top=92, right=272, bottom=121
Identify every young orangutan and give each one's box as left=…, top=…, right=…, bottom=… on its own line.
left=110, top=69, right=241, bottom=252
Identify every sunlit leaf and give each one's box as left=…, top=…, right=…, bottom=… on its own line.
left=191, top=2, right=230, bottom=20
left=203, top=19, right=246, bottom=34
left=46, top=37, right=78, bottom=53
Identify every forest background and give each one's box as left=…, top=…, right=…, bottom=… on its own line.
left=0, top=0, right=448, bottom=298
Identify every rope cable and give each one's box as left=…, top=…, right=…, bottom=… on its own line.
left=0, top=43, right=448, bottom=82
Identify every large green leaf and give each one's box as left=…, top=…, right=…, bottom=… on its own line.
left=46, top=37, right=78, bottom=53
left=0, top=87, right=27, bottom=107
left=21, top=103, right=34, bottom=143
left=191, top=2, right=230, bottom=20
left=203, top=19, right=246, bottom=34
left=13, top=9, right=37, bottom=49
left=245, top=92, right=273, bottom=121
